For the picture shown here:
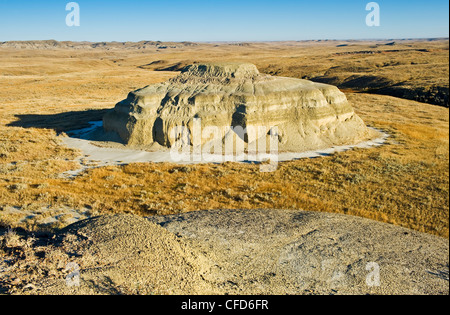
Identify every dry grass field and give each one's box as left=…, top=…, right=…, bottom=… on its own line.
left=0, top=39, right=448, bottom=237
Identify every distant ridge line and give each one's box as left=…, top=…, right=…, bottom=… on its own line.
left=0, top=38, right=448, bottom=50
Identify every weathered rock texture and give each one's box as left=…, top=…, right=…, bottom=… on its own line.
left=104, top=63, right=374, bottom=152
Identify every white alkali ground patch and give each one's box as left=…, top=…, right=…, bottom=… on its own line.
left=60, top=121, right=389, bottom=176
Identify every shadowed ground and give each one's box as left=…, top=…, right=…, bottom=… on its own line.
left=8, top=109, right=112, bottom=133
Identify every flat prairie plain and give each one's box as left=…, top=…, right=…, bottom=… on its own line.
left=0, top=39, right=448, bottom=237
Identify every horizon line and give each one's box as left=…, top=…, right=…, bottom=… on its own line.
left=1, top=37, right=449, bottom=44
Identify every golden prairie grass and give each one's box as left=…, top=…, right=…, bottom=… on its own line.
left=0, top=41, right=448, bottom=237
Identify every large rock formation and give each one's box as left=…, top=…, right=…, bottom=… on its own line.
left=104, top=63, right=374, bottom=153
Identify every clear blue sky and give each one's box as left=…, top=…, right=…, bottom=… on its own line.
left=0, top=0, right=448, bottom=42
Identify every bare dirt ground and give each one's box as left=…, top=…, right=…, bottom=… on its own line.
left=1, top=211, right=448, bottom=295
left=0, top=39, right=448, bottom=295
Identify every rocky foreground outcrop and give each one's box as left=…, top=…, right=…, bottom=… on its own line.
left=1, top=210, right=448, bottom=295
left=104, top=63, right=374, bottom=153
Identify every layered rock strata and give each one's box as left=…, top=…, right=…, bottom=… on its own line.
left=104, top=63, right=374, bottom=153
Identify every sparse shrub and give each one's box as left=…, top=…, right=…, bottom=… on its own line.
left=7, top=183, right=28, bottom=191
left=0, top=142, right=9, bottom=156
left=1, top=229, right=23, bottom=249
left=31, top=183, right=49, bottom=189
left=344, top=173, right=366, bottom=184
left=331, top=156, right=345, bottom=164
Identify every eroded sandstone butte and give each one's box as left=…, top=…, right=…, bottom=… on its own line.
left=103, top=63, right=374, bottom=152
